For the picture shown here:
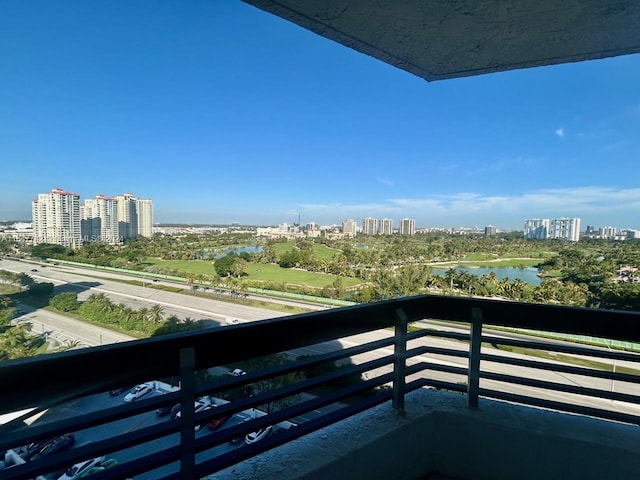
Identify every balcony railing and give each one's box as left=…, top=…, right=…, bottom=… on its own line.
left=1, top=295, right=639, bottom=479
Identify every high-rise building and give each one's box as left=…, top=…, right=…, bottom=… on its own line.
left=524, top=219, right=550, bottom=239
left=116, top=193, right=153, bottom=239
left=32, top=187, right=82, bottom=248
left=362, top=217, right=378, bottom=235
left=399, top=218, right=416, bottom=236
left=342, top=219, right=357, bottom=237
left=378, top=218, right=393, bottom=235
left=549, top=218, right=581, bottom=241
left=599, top=226, right=617, bottom=239
left=81, top=194, right=120, bottom=244
left=136, top=198, right=154, bottom=237
left=484, top=225, right=497, bottom=236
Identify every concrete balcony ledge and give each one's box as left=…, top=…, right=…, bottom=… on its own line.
left=217, top=389, right=640, bottom=480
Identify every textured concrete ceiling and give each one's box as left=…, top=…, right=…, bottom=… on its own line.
left=243, top=0, right=640, bottom=81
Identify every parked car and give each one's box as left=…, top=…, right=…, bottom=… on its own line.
left=22, top=439, right=48, bottom=460
left=170, top=402, right=182, bottom=419
left=29, top=434, right=75, bottom=461
left=175, top=399, right=211, bottom=431
left=245, top=425, right=272, bottom=444
left=123, top=383, right=154, bottom=402
left=207, top=410, right=232, bottom=431
left=57, top=456, right=105, bottom=480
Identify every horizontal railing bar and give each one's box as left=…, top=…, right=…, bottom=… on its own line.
left=480, top=371, right=640, bottom=404
left=479, top=388, right=640, bottom=426
left=420, top=345, right=470, bottom=359
left=481, top=352, right=640, bottom=384
left=419, top=362, right=468, bottom=377
left=482, top=334, right=640, bottom=362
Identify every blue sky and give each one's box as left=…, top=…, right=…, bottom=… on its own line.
left=1, top=1, right=639, bottom=230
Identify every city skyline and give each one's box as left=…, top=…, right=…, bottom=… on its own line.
left=1, top=2, right=640, bottom=230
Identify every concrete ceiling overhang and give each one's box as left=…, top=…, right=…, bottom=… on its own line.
left=242, top=0, right=640, bottom=81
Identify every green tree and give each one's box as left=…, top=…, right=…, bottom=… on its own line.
left=50, top=292, right=80, bottom=312
left=147, top=304, right=165, bottom=324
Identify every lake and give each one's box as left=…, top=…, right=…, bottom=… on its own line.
left=215, top=246, right=264, bottom=258
left=432, top=266, right=542, bottom=286
left=195, top=246, right=264, bottom=260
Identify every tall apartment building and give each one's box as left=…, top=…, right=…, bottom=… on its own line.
left=524, top=219, right=550, bottom=239
left=484, top=225, right=497, bottom=236
left=32, top=188, right=82, bottom=248
left=137, top=198, right=154, bottom=237
left=378, top=218, right=393, bottom=235
left=342, top=219, right=357, bottom=237
left=549, top=218, right=581, bottom=241
left=116, top=193, right=153, bottom=239
left=81, top=195, right=120, bottom=244
left=399, top=218, right=416, bottom=236
left=362, top=217, right=378, bottom=235
left=599, top=226, right=617, bottom=239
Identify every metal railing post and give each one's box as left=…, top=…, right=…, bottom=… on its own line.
left=179, top=347, right=196, bottom=479
left=467, top=307, right=483, bottom=408
left=392, top=308, right=409, bottom=415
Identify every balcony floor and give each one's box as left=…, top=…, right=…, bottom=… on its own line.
left=216, top=388, right=640, bottom=480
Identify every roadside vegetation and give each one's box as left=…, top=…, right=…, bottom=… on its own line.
left=0, top=269, right=56, bottom=359
left=46, top=291, right=207, bottom=337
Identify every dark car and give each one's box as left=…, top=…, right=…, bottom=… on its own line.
left=29, top=434, right=75, bottom=461
left=22, top=440, right=48, bottom=461
left=170, top=402, right=182, bottom=419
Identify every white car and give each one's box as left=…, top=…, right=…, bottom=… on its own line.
left=123, top=383, right=154, bottom=402
left=225, top=317, right=240, bottom=325
left=229, top=368, right=246, bottom=377
left=245, top=425, right=272, bottom=444
left=57, top=456, right=105, bottom=479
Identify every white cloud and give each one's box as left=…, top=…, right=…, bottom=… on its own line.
left=376, top=177, right=395, bottom=186
left=300, top=187, right=640, bottom=229
left=555, top=127, right=565, bottom=138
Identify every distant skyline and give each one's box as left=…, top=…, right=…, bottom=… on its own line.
left=1, top=2, right=639, bottom=230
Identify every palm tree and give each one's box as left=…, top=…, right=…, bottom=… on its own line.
left=147, top=304, right=164, bottom=324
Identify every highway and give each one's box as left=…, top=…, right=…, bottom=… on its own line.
left=2, top=257, right=639, bottom=422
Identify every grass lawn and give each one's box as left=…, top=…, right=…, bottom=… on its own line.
left=272, top=241, right=341, bottom=260
left=144, top=258, right=217, bottom=275
left=244, top=263, right=361, bottom=288
left=144, top=257, right=361, bottom=289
